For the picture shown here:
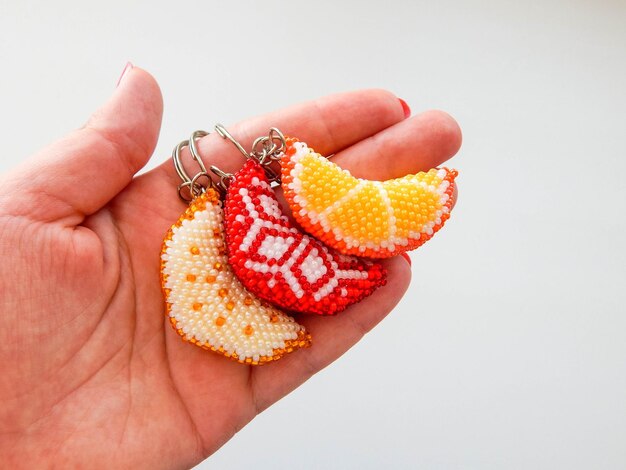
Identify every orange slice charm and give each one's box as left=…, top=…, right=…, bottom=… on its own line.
left=161, top=189, right=311, bottom=365
left=281, top=139, right=458, bottom=258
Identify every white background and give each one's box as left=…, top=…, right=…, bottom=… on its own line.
left=1, top=0, right=625, bottom=468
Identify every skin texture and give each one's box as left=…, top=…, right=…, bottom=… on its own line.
left=0, top=67, right=461, bottom=469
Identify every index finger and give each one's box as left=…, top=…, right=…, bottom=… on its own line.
left=152, top=89, right=407, bottom=190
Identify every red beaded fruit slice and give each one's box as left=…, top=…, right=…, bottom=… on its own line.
left=224, top=160, right=387, bottom=315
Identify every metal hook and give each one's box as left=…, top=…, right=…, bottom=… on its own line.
left=215, top=123, right=250, bottom=159
left=210, top=165, right=235, bottom=193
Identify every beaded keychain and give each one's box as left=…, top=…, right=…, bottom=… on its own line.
left=281, top=138, right=458, bottom=258
left=214, top=125, right=387, bottom=315
left=160, top=132, right=311, bottom=365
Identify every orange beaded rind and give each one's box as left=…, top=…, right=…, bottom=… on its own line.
left=281, top=139, right=458, bottom=258
left=161, top=189, right=311, bottom=365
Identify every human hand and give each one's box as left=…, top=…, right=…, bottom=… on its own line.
left=0, top=66, right=461, bottom=468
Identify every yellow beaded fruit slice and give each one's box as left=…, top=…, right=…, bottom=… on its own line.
left=281, top=139, right=457, bottom=258
left=161, top=189, right=311, bottom=365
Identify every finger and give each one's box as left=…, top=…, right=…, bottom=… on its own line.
left=151, top=89, right=406, bottom=190
left=119, top=106, right=461, bottom=284
left=250, top=256, right=412, bottom=412
left=332, top=109, right=462, bottom=179
left=269, top=108, right=462, bottom=211
left=3, top=65, right=163, bottom=225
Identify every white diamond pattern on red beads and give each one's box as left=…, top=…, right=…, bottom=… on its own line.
left=224, top=160, right=386, bottom=315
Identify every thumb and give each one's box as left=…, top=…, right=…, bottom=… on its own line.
left=2, top=64, right=164, bottom=225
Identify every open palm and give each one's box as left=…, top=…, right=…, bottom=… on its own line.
left=0, top=67, right=461, bottom=468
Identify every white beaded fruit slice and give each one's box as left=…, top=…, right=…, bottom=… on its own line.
left=161, top=189, right=311, bottom=365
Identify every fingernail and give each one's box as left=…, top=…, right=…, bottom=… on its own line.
left=116, top=61, right=133, bottom=87
left=398, top=98, right=411, bottom=118
left=400, top=252, right=412, bottom=267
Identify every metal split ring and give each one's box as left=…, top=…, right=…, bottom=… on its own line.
left=172, top=130, right=216, bottom=202
left=173, top=125, right=287, bottom=201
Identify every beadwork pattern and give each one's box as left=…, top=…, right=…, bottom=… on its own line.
left=281, top=139, right=458, bottom=258
left=161, top=189, right=311, bottom=365
left=224, top=160, right=386, bottom=315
